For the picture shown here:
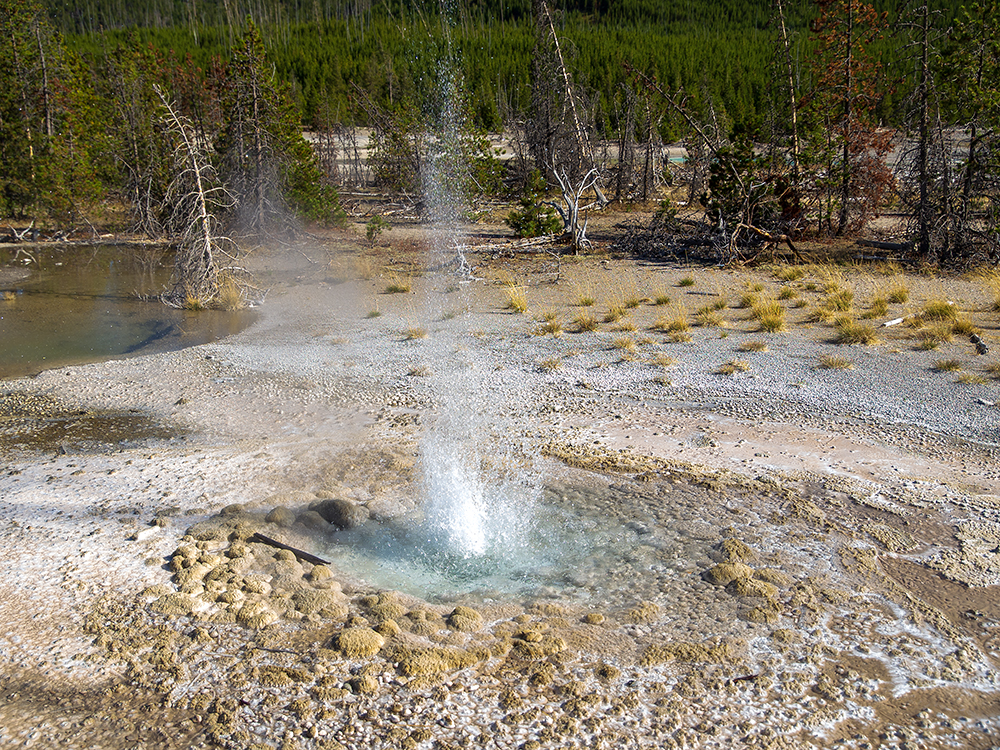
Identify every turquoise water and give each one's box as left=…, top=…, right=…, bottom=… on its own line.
left=0, top=245, right=254, bottom=379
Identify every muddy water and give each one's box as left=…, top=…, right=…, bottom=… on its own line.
left=0, top=245, right=253, bottom=379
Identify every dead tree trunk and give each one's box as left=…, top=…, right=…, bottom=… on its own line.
left=548, top=166, right=605, bottom=253
left=774, top=0, right=800, bottom=186
left=156, top=85, right=225, bottom=306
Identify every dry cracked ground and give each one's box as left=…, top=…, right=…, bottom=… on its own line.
left=2, top=220, right=1000, bottom=750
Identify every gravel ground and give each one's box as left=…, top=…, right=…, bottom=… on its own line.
left=2, top=238, right=1000, bottom=749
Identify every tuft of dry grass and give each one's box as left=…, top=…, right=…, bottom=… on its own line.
left=407, top=365, right=431, bottom=377
left=678, top=276, right=696, bottom=288
left=775, top=266, right=806, bottom=282
left=933, top=358, right=962, bottom=372
left=384, top=276, right=411, bottom=294
left=536, top=318, right=563, bottom=336
left=834, top=316, right=878, bottom=345
left=738, top=340, right=769, bottom=352
left=183, top=294, right=206, bottom=311
left=405, top=326, right=428, bottom=340
left=352, top=255, right=377, bottom=281
left=821, top=272, right=846, bottom=293
left=886, top=284, right=909, bottom=304
left=807, top=305, right=838, bottom=324
left=603, top=305, right=626, bottom=323
left=366, top=309, right=381, bottom=319
left=824, top=288, right=854, bottom=312
left=777, top=286, right=797, bottom=301
left=915, top=336, right=941, bottom=351
left=921, top=299, right=958, bottom=321
left=667, top=331, right=693, bottom=343
left=951, top=318, right=978, bottom=336
left=652, top=292, right=671, bottom=306
left=957, top=372, right=988, bottom=385
left=862, top=295, right=889, bottom=319
left=505, top=286, right=528, bottom=313
left=915, top=322, right=953, bottom=349
left=614, top=319, right=639, bottom=332
left=818, top=354, right=854, bottom=370
left=717, top=360, right=750, bottom=375
left=757, top=313, right=786, bottom=333
left=737, top=292, right=759, bottom=309
left=694, top=306, right=725, bottom=327
left=653, top=307, right=690, bottom=333
left=574, top=313, right=599, bottom=332
left=751, top=298, right=786, bottom=333
left=497, top=271, right=528, bottom=312
left=651, top=353, right=677, bottom=367
left=983, top=272, right=1000, bottom=311
left=985, top=362, right=1000, bottom=378
left=215, top=273, right=244, bottom=311
left=611, top=336, right=636, bottom=352
left=537, top=358, right=561, bottom=371
left=577, top=294, right=596, bottom=307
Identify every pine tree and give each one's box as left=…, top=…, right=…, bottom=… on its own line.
left=0, top=0, right=102, bottom=221
left=101, top=42, right=172, bottom=235
left=938, top=1, right=1000, bottom=265
left=894, top=1, right=952, bottom=262
left=216, top=20, right=342, bottom=235
left=802, top=0, right=894, bottom=236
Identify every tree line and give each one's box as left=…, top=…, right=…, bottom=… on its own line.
left=2, top=0, right=999, bottom=269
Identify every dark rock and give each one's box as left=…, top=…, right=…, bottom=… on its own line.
left=265, top=506, right=296, bottom=527
left=296, top=510, right=331, bottom=531
left=310, top=498, right=370, bottom=530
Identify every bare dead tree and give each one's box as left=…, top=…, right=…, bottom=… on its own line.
left=529, top=0, right=595, bottom=183
left=547, top=166, right=605, bottom=253
left=156, top=85, right=234, bottom=307
left=772, top=0, right=801, bottom=187
left=613, top=85, right=637, bottom=202
left=624, top=61, right=724, bottom=208
left=640, top=94, right=665, bottom=202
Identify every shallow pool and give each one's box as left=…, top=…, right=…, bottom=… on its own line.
left=0, top=244, right=254, bottom=378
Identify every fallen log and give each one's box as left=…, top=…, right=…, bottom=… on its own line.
left=729, top=223, right=805, bottom=263
left=457, top=234, right=560, bottom=254
left=247, top=532, right=330, bottom=566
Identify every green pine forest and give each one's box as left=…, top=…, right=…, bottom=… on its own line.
left=3, top=0, right=1000, bottom=269
left=55, top=0, right=949, bottom=132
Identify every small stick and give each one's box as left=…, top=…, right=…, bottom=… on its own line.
left=247, top=532, right=330, bottom=566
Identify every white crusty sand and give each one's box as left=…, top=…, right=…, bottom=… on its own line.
left=2, top=240, right=1000, bottom=749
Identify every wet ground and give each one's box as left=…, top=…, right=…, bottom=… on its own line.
left=0, top=244, right=253, bottom=378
